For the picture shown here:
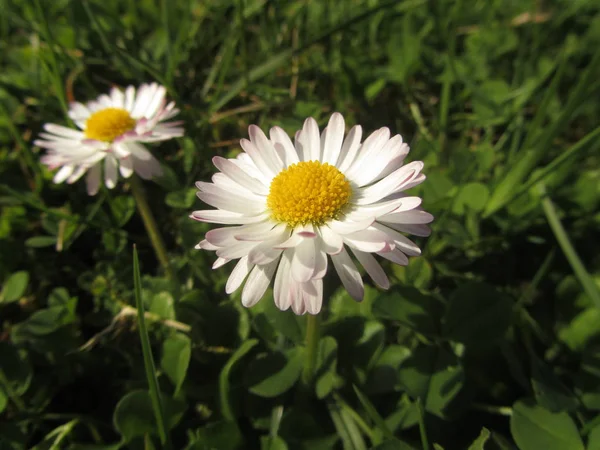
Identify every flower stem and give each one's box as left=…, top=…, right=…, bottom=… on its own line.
left=302, top=314, right=320, bottom=385
left=130, top=176, right=176, bottom=281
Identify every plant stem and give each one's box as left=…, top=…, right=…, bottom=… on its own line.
left=538, top=183, right=600, bottom=309
left=302, top=314, right=320, bottom=385
left=133, top=246, right=173, bottom=450
left=416, top=398, right=430, bottom=450
left=130, top=176, right=176, bottom=281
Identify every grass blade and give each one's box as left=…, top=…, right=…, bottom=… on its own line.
left=352, top=385, right=394, bottom=441
left=538, top=184, right=600, bottom=310
left=485, top=48, right=600, bottom=217
left=210, top=0, right=426, bottom=113
left=132, top=245, right=173, bottom=450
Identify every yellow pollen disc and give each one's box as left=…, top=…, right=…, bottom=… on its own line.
left=84, top=108, right=136, bottom=142
left=267, top=161, right=352, bottom=227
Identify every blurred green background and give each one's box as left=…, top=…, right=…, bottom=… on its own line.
left=1, top=0, right=600, bottom=449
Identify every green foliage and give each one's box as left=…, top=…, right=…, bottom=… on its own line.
left=1, top=0, right=600, bottom=448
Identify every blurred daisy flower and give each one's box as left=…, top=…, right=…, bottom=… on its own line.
left=192, top=113, right=433, bottom=315
left=35, top=83, right=184, bottom=195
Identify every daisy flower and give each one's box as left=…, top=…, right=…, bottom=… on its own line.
left=192, top=113, right=433, bottom=315
left=35, top=83, right=184, bottom=195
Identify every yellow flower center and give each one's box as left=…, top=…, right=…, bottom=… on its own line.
left=84, top=108, right=136, bottom=142
left=267, top=161, right=352, bottom=227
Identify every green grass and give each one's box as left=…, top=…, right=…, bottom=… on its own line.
left=1, top=0, right=600, bottom=449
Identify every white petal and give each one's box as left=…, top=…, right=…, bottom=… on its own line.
left=216, top=240, right=257, bottom=260
left=234, top=222, right=285, bottom=242
left=303, top=278, right=323, bottom=315
left=241, top=260, right=278, bottom=307
left=350, top=135, right=407, bottom=187
left=44, top=124, right=85, bottom=139
left=197, top=191, right=265, bottom=215
left=212, top=156, right=269, bottom=195
left=53, top=165, right=74, bottom=184
left=331, top=247, right=364, bottom=301
left=377, top=248, right=408, bottom=265
left=337, top=125, right=363, bottom=172
left=318, top=225, right=344, bottom=255
left=269, top=126, right=299, bottom=167
left=342, top=228, right=393, bottom=253
left=191, top=210, right=269, bottom=225
left=321, top=113, right=345, bottom=165
left=351, top=249, right=390, bottom=289
left=225, top=256, right=254, bottom=294
left=299, top=117, right=321, bottom=161
left=345, top=127, right=390, bottom=182
left=239, top=138, right=278, bottom=180
left=104, top=155, right=118, bottom=189
left=344, top=199, right=404, bottom=221
left=328, top=217, right=374, bottom=235
left=119, top=156, right=134, bottom=178
left=355, top=161, right=424, bottom=205
left=372, top=223, right=421, bottom=256
left=110, top=86, right=125, bottom=109
left=274, top=250, right=293, bottom=311
left=291, top=237, right=316, bottom=282
left=384, top=222, right=432, bottom=237
left=212, top=257, right=229, bottom=269
left=380, top=210, right=434, bottom=225
left=124, top=86, right=136, bottom=112
left=196, top=239, right=219, bottom=250
left=312, top=247, right=328, bottom=279
left=248, top=125, right=284, bottom=173
left=290, top=281, right=305, bottom=315
left=86, top=163, right=101, bottom=195
left=66, top=165, right=88, bottom=184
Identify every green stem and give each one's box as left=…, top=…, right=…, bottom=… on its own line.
left=302, top=314, right=320, bottom=385
left=539, top=183, right=600, bottom=309
left=130, top=176, right=176, bottom=281
left=133, top=246, right=173, bottom=450
left=416, top=398, right=430, bottom=450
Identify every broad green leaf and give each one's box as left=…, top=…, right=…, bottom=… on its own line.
left=260, top=435, right=288, bottom=450
left=113, top=390, right=185, bottom=442
left=467, top=428, right=490, bottom=450
left=373, top=287, right=444, bottom=336
left=588, top=424, right=600, bottom=450
left=219, top=339, right=258, bottom=420
left=149, top=291, right=175, bottom=320
left=559, top=307, right=600, bottom=351
left=247, top=348, right=303, bottom=398
left=1, top=271, right=29, bottom=304
left=452, top=183, right=490, bottom=215
left=397, top=345, right=464, bottom=418
left=510, top=398, right=584, bottom=450
left=161, top=334, right=191, bottom=395
left=24, top=236, right=57, bottom=248
left=443, top=282, right=512, bottom=347
left=185, top=421, right=243, bottom=450
left=11, top=306, right=72, bottom=336
left=165, top=188, right=197, bottom=209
